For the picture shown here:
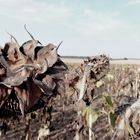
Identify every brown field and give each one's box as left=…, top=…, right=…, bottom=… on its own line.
left=62, top=57, right=140, bottom=64
left=1, top=59, right=140, bottom=140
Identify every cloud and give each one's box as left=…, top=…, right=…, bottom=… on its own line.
left=0, top=0, right=73, bottom=22
left=64, top=8, right=126, bottom=37
left=127, top=0, right=140, bottom=5
left=0, top=0, right=139, bottom=57
left=0, top=0, right=125, bottom=37
left=0, top=0, right=125, bottom=34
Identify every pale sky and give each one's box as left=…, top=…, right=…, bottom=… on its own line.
left=0, top=0, right=140, bottom=58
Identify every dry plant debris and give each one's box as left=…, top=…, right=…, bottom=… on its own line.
left=0, top=26, right=139, bottom=140
left=0, top=25, right=67, bottom=117
left=0, top=29, right=110, bottom=140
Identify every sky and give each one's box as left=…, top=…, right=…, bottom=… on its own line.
left=0, top=0, right=140, bottom=58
